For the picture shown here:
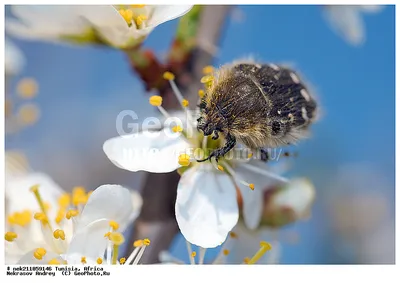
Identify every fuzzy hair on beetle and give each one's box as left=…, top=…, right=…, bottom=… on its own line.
left=196, top=59, right=319, bottom=163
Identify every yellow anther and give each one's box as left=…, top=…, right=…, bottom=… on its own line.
left=104, top=232, right=112, bottom=238
left=5, top=232, right=18, bottom=242
left=202, top=65, right=214, bottom=74
left=97, top=258, right=103, bottom=264
left=109, top=220, right=119, bottom=231
left=17, top=103, right=40, bottom=126
left=143, top=238, right=151, bottom=246
left=247, top=241, right=272, bottom=264
left=229, top=232, right=238, bottom=239
left=109, top=232, right=125, bottom=246
left=58, top=193, right=71, bottom=208
left=7, top=214, right=16, bottom=225
left=182, top=99, right=189, bottom=108
left=48, top=258, right=60, bottom=265
left=119, top=9, right=133, bottom=24
left=200, top=75, right=214, bottom=84
left=65, top=210, right=79, bottom=220
left=30, top=184, right=40, bottom=193
left=198, top=89, right=205, bottom=98
left=191, top=251, right=196, bottom=258
left=55, top=209, right=65, bottom=224
left=87, top=191, right=93, bottom=198
left=135, top=14, right=148, bottom=26
left=34, top=212, right=48, bottom=223
left=249, top=183, right=255, bottom=190
left=53, top=229, right=66, bottom=240
left=72, top=186, right=87, bottom=206
left=248, top=153, right=253, bottom=158
left=81, top=256, right=87, bottom=264
left=133, top=239, right=143, bottom=247
left=178, top=154, right=191, bottom=167
left=119, top=257, right=126, bottom=264
left=260, top=241, right=272, bottom=250
left=73, top=186, right=86, bottom=196
left=17, top=78, right=38, bottom=99
left=163, top=71, right=175, bottom=81
left=172, top=125, right=183, bottom=133
left=130, top=4, right=146, bottom=8
left=33, top=248, right=46, bottom=260
left=149, top=95, right=163, bottom=107
left=223, top=249, right=230, bottom=256
left=243, top=257, right=250, bottom=264
left=217, top=165, right=224, bottom=171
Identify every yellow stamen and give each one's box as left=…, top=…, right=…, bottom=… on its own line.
left=30, top=185, right=51, bottom=223
left=81, top=256, right=87, bottom=264
left=55, top=209, right=65, bottom=224
left=53, top=229, right=66, bottom=240
left=43, top=202, right=51, bottom=212
left=247, top=241, right=272, bottom=264
left=17, top=103, right=40, bottom=126
left=200, top=75, right=214, bottom=84
left=33, top=248, right=46, bottom=260
left=109, top=220, right=119, bottom=231
left=172, top=125, right=183, bottom=133
left=119, top=9, right=133, bottom=24
left=109, top=232, right=125, bottom=246
left=182, top=99, right=189, bottom=108
left=217, top=165, right=224, bottom=171
left=104, top=232, right=112, bottom=238
left=198, top=89, right=205, bottom=98
left=97, top=258, right=103, bottom=264
left=87, top=191, right=93, bottom=198
left=248, top=153, right=253, bottom=158
left=133, top=240, right=143, bottom=247
left=5, top=232, right=18, bottom=242
left=48, top=258, right=60, bottom=265
left=72, top=186, right=87, bottom=206
left=130, top=4, right=146, bottom=8
left=178, top=154, right=191, bottom=167
left=163, top=71, right=175, bottom=81
left=223, top=249, right=230, bottom=256
left=249, top=183, right=255, bottom=190
left=243, top=257, right=250, bottom=264
left=119, top=257, right=126, bottom=264
left=17, top=78, right=38, bottom=99
left=229, top=232, right=238, bottom=239
left=143, top=238, right=151, bottom=246
left=202, top=65, right=214, bottom=74
left=34, top=212, right=48, bottom=225
left=191, top=251, right=196, bottom=258
left=65, top=210, right=79, bottom=220
left=58, top=193, right=71, bottom=208
left=149, top=95, right=162, bottom=107
left=134, top=14, right=148, bottom=26
left=7, top=214, right=16, bottom=225
left=110, top=232, right=125, bottom=265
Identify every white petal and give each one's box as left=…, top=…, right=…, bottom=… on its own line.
left=77, top=185, right=133, bottom=231
left=219, top=222, right=280, bottom=264
left=235, top=161, right=287, bottom=230
left=66, top=219, right=109, bottom=263
left=273, top=178, right=316, bottom=218
left=77, top=5, right=135, bottom=47
left=148, top=5, right=193, bottom=27
left=17, top=249, right=64, bottom=264
left=175, top=165, right=239, bottom=248
left=103, top=129, right=190, bottom=173
left=324, top=6, right=365, bottom=46
left=121, top=190, right=143, bottom=232
left=5, top=38, right=25, bottom=76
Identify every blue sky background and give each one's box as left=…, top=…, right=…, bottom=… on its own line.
left=5, top=5, right=395, bottom=264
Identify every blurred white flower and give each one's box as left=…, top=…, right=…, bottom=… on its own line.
left=103, top=72, right=289, bottom=248
left=6, top=5, right=193, bottom=48
left=5, top=38, right=25, bottom=77
left=323, top=5, right=384, bottom=46
left=4, top=153, right=144, bottom=265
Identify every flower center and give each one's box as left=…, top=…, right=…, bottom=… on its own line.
left=116, top=5, right=149, bottom=29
